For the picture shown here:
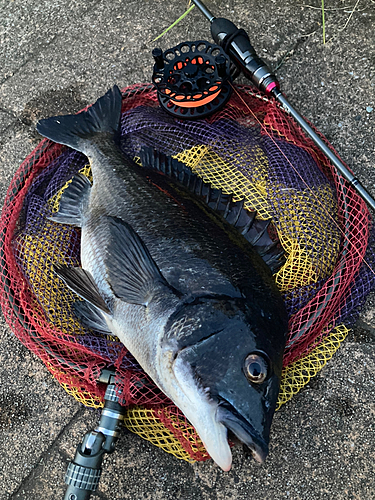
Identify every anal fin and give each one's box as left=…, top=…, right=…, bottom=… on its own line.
left=49, top=173, right=91, bottom=226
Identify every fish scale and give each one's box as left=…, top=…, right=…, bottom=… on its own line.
left=85, top=140, right=276, bottom=299
left=37, top=85, right=288, bottom=471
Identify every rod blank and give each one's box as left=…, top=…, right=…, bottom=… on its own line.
left=191, top=0, right=215, bottom=22
left=192, top=0, right=375, bottom=211
left=275, top=93, right=375, bottom=210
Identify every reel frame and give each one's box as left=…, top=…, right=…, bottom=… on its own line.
left=152, top=40, right=232, bottom=119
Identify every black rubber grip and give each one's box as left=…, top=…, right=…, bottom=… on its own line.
left=65, top=463, right=102, bottom=491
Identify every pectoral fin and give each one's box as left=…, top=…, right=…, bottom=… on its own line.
left=103, top=216, right=174, bottom=306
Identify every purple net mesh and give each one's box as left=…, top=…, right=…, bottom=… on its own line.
left=0, top=83, right=374, bottom=462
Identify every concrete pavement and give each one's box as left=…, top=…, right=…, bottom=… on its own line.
left=0, top=1, right=374, bottom=498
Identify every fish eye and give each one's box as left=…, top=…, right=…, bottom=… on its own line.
left=244, top=353, right=268, bottom=384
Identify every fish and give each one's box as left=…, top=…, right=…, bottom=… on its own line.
left=36, top=85, right=289, bottom=471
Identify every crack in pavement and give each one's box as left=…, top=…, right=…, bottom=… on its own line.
left=273, top=35, right=309, bottom=72
left=9, top=406, right=86, bottom=499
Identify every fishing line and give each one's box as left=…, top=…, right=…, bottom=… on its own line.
left=229, top=82, right=375, bottom=280
left=191, top=0, right=375, bottom=210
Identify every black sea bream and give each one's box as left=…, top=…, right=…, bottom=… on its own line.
left=36, top=86, right=288, bottom=471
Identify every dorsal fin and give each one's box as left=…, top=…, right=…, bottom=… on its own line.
left=139, top=147, right=285, bottom=273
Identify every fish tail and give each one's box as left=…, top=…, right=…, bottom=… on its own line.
left=36, top=86, right=122, bottom=154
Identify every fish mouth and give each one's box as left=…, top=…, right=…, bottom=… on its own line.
left=216, top=401, right=269, bottom=463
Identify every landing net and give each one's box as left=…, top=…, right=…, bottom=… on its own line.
left=1, top=83, right=374, bottom=462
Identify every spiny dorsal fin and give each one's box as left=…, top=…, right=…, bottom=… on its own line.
left=139, top=147, right=285, bottom=272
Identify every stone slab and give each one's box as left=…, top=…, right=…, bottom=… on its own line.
left=0, top=0, right=374, bottom=498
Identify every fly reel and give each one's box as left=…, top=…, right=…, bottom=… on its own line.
left=152, top=40, right=232, bottom=119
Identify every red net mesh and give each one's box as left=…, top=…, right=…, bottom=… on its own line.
left=1, top=83, right=374, bottom=461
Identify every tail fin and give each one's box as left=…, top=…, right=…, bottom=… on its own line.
left=36, top=85, right=122, bottom=154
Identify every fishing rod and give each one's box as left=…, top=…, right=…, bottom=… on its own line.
left=63, top=368, right=127, bottom=500
left=191, top=0, right=375, bottom=212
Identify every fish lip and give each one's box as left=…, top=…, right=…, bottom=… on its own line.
left=216, top=401, right=269, bottom=464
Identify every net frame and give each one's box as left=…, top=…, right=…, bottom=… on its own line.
left=0, top=83, right=374, bottom=462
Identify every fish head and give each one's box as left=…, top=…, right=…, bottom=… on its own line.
left=161, top=295, right=288, bottom=470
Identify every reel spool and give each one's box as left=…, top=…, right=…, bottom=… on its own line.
left=152, top=40, right=232, bottom=119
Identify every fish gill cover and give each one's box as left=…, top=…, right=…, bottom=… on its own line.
left=1, top=83, right=374, bottom=462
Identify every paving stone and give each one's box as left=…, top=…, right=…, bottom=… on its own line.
left=0, top=0, right=99, bottom=84
left=0, top=0, right=374, bottom=498
left=11, top=446, right=105, bottom=500
left=0, top=315, right=80, bottom=499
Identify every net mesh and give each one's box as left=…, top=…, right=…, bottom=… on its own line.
left=1, top=83, right=374, bottom=462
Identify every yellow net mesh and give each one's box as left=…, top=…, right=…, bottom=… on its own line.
left=50, top=322, right=348, bottom=462
left=13, top=141, right=349, bottom=462
left=175, top=145, right=340, bottom=291
left=276, top=323, right=349, bottom=410
left=14, top=224, right=85, bottom=335
left=124, top=407, right=207, bottom=463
